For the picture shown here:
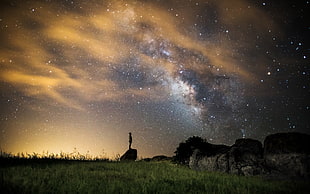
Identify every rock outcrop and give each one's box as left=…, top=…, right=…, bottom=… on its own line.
left=189, top=149, right=228, bottom=172
left=188, top=132, right=310, bottom=179
left=190, top=138, right=264, bottom=176
left=174, top=136, right=230, bottom=165
left=229, top=139, right=264, bottom=176
left=264, top=132, right=310, bottom=178
left=151, top=155, right=172, bottom=161
left=142, top=155, right=172, bottom=162
left=120, top=148, right=137, bottom=161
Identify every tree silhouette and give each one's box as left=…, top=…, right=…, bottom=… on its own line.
left=174, top=136, right=208, bottom=165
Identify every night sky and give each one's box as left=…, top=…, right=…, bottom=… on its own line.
left=0, top=0, right=309, bottom=158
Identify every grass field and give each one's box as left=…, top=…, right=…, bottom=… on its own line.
left=1, top=159, right=309, bottom=194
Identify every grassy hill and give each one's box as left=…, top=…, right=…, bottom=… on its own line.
left=1, top=159, right=309, bottom=194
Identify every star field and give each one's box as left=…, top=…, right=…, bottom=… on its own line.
left=0, top=0, right=309, bottom=158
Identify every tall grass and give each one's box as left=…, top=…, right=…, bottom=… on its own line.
left=1, top=160, right=309, bottom=194
left=0, top=149, right=110, bottom=161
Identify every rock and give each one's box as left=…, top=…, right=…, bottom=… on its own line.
left=189, top=149, right=204, bottom=171
left=234, top=138, right=263, bottom=156
left=141, top=158, right=151, bottom=162
left=264, top=132, right=310, bottom=178
left=120, top=148, right=137, bottom=161
left=198, top=153, right=229, bottom=173
left=151, top=155, right=172, bottom=161
left=174, top=136, right=230, bottom=165
left=189, top=147, right=228, bottom=173
left=264, top=132, right=310, bottom=155
left=209, top=144, right=230, bottom=156
left=174, top=136, right=209, bottom=165
left=189, top=138, right=264, bottom=176
left=189, top=143, right=230, bottom=171
left=264, top=153, right=310, bottom=178
left=228, top=139, right=264, bottom=176
left=141, top=155, right=172, bottom=162
left=187, top=132, right=310, bottom=178
left=216, top=153, right=230, bottom=172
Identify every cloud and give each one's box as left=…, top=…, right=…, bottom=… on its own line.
left=0, top=0, right=275, bottom=110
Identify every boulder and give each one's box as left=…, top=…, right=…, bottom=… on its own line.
left=264, top=132, right=310, bottom=155
left=196, top=153, right=229, bottom=173
left=189, top=144, right=230, bottom=172
left=151, top=155, right=172, bottom=161
left=141, top=158, right=151, bottom=162
left=189, top=149, right=205, bottom=171
left=120, top=148, right=137, bottom=161
left=264, top=153, right=310, bottom=178
left=189, top=146, right=229, bottom=173
left=174, top=136, right=229, bottom=165
left=228, top=138, right=264, bottom=176
left=189, top=138, right=265, bottom=176
left=187, top=132, right=310, bottom=178
left=264, top=132, right=310, bottom=178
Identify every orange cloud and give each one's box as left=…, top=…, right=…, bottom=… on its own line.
left=0, top=0, right=273, bottom=110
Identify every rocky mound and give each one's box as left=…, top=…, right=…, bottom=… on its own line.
left=264, top=132, right=310, bottom=154
left=264, top=132, right=310, bottom=178
left=187, top=132, right=310, bottom=179
left=120, top=148, right=137, bottom=161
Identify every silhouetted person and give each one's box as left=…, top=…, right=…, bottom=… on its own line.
left=129, top=132, right=132, bottom=149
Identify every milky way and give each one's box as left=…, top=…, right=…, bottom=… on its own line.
left=0, top=0, right=309, bottom=158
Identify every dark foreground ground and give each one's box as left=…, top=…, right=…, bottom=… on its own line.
left=0, top=158, right=309, bottom=194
